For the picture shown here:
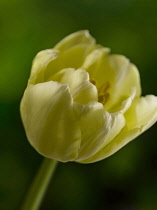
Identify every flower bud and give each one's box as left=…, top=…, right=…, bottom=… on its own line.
left=20, top=31, right=157, bottom=163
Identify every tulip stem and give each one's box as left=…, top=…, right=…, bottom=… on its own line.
left=21, top=158, right=58, bottom=210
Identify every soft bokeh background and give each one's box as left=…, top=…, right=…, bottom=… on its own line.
left=0, top=0, right=157, bottom=209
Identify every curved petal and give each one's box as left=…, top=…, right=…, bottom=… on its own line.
left=54, top=30, right=96, bottom=51
left=106, top=56, right=141, bottom=111
left=50, top=68, right=98, bottom=104
left=74, top=101, right=125, bottom=161
left=81, top=48, right=112, bottom=88
left=109, top=88, right=136, bottom=113
left=125, top=95, right=157, bottom=129
left=56, top=44, right=98, bottom=69
left=82, top=50, right=141, bottom=112
left=29, top=49, right=61, bottom=84
left=79, top=95, right=157, bottom=163
left=20, top=81, right=81, bottom=162
left=44, top=44, right=99, bottom=81
left=29, top=31, right=98, bottom=85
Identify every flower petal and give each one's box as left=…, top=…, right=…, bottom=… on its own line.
left=109, top=88, right=136, bottom=114
left=74, top=101, right=125, bottom=161
left=125, top=95, right=157, bottom=129
left=82, top=50, right=141, bottom=112
left=106, top=56, right=141, bottom=111
left=81, top=48, right=112, bottom=88
left=50, top=68, right=98, bottom=104
left=51, top=30, right=99, bottom=71
left=29, top=31, right=98, bottom=84
left=79, top=95, right=157, bottom=163
left=54, top=30, right=95, bottom=51
left=29, top=49, right=61, bottom=84
left=20, top=81, right=81, bottom=162
left=57, top=44, right=97, bottom=69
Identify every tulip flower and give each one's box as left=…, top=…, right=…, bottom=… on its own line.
left=20, top=31, right=157, bottom=163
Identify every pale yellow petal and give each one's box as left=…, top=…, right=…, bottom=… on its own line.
left=106, top=56, right=141, bottom=111
left=43, top=44, right=99, bottom=81
left=50, top=68, right=98, bottom=104
left=29, top=49, right=61, bottom=84
left=54, top=30, right=95, bottom=51
left=81, top=48, right=112, bottom=88
left=20, top=81, right=81, bottom=162
left=57, top=44, right=98, bottom=69
left=74, top=101, right=125, bottom=161
left=125, top=95, right=157, bottom=129
left=109, top=88, right=136, bottom=113
left=29, top=31, right=98, bottom=84
left=79, top=95, right=157, bottom=163
left=82, top=50, right=141, bottom=112
left=110, top=58, right=141, bottom=97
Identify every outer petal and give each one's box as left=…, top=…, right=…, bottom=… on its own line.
left=74, top=101, right=125, bottom=162
left=79, top=95, right=157, bottom=163
left=50, top=68, right=98, bottom=104
left=29, top=49, right=61, bottom=84
left=125, top=95, right=157, bottom=129
left=20, top=81, right=81, bottom=162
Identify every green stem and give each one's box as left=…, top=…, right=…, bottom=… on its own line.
left=21, top=158, right=58, bottom=210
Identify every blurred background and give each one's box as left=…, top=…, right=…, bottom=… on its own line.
left=0, top=0, right=157, bottom=209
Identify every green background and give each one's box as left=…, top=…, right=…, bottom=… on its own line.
left=0, top=0, right=157, bottom=209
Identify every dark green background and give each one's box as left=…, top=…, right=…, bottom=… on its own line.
left=0, top=0, right=157, bottom=209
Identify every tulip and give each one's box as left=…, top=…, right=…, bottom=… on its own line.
left=20, top=31, right=157, bottom=163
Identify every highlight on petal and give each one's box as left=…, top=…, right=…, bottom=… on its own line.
left=50, top=68, right=98, bottom=104
left=20, top=81, right=81, bottom=162
left=79, top=95, right=157, bottom=163
left=74, top=101, right=125, bottom=162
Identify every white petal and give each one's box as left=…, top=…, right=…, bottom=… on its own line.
left=20, top=81, right=81, bottom=162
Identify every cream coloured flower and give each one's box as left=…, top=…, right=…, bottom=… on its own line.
left=20, top=31, right=157, bottom=163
